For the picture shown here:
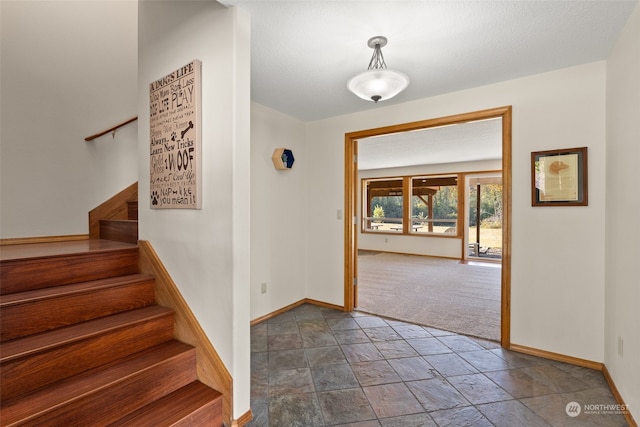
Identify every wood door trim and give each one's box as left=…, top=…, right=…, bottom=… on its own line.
left=344, top=106, right=513, bottom=348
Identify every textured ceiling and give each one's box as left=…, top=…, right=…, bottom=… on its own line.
left=219, top=0, right=636, bottom=122
left=358, top=118, right=503, bottom=170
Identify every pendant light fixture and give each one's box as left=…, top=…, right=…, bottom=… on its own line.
left=347, top=36, right=410, bottom=103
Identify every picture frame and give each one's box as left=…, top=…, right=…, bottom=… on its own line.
left=531, top=147, right=588, bottom=206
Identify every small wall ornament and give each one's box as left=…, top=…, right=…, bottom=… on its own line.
left=272, top=148, right=295, bottom=170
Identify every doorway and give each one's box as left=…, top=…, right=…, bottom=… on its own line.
left=466, top=174, right=503, bottom=262
left=344, top=106, right=512, bottom=347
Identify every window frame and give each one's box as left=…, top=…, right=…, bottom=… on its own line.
left=361, top=173, right=462, bottom=237
left=361, top=177, right=405, bottom=234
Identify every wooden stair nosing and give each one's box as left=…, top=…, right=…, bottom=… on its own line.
left=0, top=274, right=155, bottom=307
left=0, top=240, right=138, bottom=263
left=107, top=381, right=223, bottom=427
left=0, top=274, right=156, bottom=342
left=0, top=306, right=175, bottom=401
left=0, top=340, right=197, bottom=427
left=1, top=305, right=173, bottom=362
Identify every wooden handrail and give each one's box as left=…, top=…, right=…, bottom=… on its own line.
left=85, top=116, right=138, bottom=141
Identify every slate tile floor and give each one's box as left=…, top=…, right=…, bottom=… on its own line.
left=248, top=304, right=628, bottom=427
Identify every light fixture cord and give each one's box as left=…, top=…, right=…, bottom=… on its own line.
left=367, top=43, right=387, bottom=70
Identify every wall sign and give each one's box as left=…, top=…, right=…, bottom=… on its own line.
left=149, top=60, right=202, bottom=209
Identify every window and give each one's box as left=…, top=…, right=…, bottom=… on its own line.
left=363, top=178, right=404, bottom=233
left=362, top=175, right=458, bottom=235
left=411, top=176, right=458, bottom=234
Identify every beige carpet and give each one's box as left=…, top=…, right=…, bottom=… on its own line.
left=357, top=252, right=501, bottom=342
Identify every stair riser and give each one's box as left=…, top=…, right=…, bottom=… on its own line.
left=0, top=239, right=223, bottom=426
left=1, top=313, right=174, bottom=401
left=167, top=399, right=223, bottom=427
left=112, top=405, right=223, bottom=427
left=1, top=280, right=156, bottom=342
left=100, top=220, right=139, bottom=245
left=106, top=381, right=223, bottom=426
left=128, top=201, right=138, bottom=221
left=0, top=250, right=139, bottom=295
left=113, top=406, right=223, bottom=427
left=7, top=348, right=197, bottom=427
left=176, top=399, right=222, bottom=427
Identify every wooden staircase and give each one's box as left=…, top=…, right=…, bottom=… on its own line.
left=99, top=199, right=139, bottom=244
left=0, top=239, right=223, bottom=423
left=88, top=182, right=139, bottom=245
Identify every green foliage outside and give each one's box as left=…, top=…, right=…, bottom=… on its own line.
left=411, top=185, right=458, bottom=226
left=370, top=196, right=402, bottom=219
left=469, top=184, right=503, bottom=228
left=369, top=184, right=502, bottom=229
left=372, top=205, right=385, bottom=222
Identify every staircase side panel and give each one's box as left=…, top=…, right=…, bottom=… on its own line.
left=88, top=182, right=138, bottom=239
left=138, top=240, right=233, bottom=426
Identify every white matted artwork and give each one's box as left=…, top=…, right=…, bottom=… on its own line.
left=149, top=59, right=202, bottom=209
left=531, top=146, right=588, bottom=206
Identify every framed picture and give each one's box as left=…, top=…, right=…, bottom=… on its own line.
left=531, top=147, right=588, bottom=206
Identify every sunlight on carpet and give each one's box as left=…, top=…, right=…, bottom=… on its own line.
left=357, top=252, right=501, bottom=341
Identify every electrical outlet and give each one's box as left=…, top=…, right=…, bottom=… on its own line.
left=261, top=282, right=267, bottom=294
left=618, top=336, right=624, bottom=357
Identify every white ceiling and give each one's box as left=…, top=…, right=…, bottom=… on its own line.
left=219, top=0, right=636, bottom=122
left=358, top=118, right=503, bottom=170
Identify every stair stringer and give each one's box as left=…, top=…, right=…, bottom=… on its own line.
left=89, top=182, right=138, bottom=240
left=137, top=240, right=236, bottom=427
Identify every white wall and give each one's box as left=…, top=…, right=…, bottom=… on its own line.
left=4, top=0, right=635, bottom=418
left=250, top=103, right=307, bottom=320
left=304, top=62, right=608, bottom=363
left=0, top=1, right=138, bottom=238
left=605, top=2, right=640, bottom=420
left=358, top=159, right=502, bottom=257
left=138, top=1, right=251, bottom=419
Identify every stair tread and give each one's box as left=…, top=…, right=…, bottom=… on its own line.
left=0, top=241, right=139, bottom=296
left=0, top=305, right=172, bottom=363
left=0, top=340, right=194, bottom=425
left=1, top=235, right=223, bottom=426
left=108, top=381, right=222, bottom=426
left=0, top=239, right=137, bottom=262
left=0, top=273, right=154, bottom=307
